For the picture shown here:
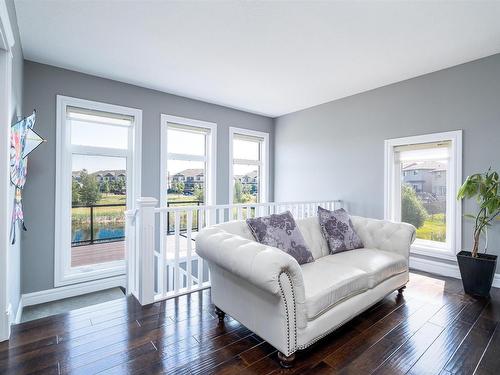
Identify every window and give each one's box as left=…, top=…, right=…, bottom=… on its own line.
left=229, top=127, right=269, bottom=204
left=55, top=96, right=141, bottom=286
left=384, top=131, right=462, bottom=260
left=160, top=115, right=216, bottom=208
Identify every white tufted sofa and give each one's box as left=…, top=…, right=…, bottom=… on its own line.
left=196, top=215, right=416, bottom=367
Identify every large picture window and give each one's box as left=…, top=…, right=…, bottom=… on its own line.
left=384, top=131, right=462, bottom=260
left=55, top=96, right=142, bottom=286
left=160, top=115, right=216, bottom=209
left=160, top=114, right=216, bottom=240
left=229, top=127, right=269, bottom=204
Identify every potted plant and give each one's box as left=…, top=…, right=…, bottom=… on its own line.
left=456, top=168, right=500, bottom=297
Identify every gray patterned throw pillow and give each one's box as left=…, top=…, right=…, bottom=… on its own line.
left=246, top=211, right=314, bottom=265
left=318, top=206, right=364, bottom=254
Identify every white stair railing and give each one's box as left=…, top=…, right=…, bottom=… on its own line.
left=126, top=199, right=342, bottom=305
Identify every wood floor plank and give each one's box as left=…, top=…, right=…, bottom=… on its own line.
left=206, top=339, right=278, bottom=374
left=323, top=297, right=426, bottom=370
left=442, top=316, right=497, bottom=374
left=337, top=302, right=445, bottom=374
left=474, top=323, right=500, bottom=375
left=98, top=320, right=247, bottom=374
left=301, top=361, right=336, bottom=374
left=1, top=299, right=224, bottom=374
left=67, top=341, right=158, bottom=375
left=407, top=298, right=489, bottom=375
left=143, top=333, right=262, bottom=374
left=2, top=271, right=498, bottom=375
left=372, top=321, right=444, bottom=375
left=371, top=296, right=470, bottom=375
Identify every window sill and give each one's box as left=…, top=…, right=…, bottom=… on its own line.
left=411, top=242, right=457, bottom=261
left=55, top=262, right=125, bottom=287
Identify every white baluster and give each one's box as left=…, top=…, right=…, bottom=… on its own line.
left=160, top=211, right=167, bottom=297
left=174, top=211, right=181, bottom=294
left=186, top=209, right=193, bottom=290
left=197, top=207, right=204, bottom=285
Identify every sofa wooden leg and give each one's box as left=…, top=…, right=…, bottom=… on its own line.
left=278, top=352, right=295, bottom=368
left=214, top=306, right=225, bottom=322
left=398, top=286, right=406, bottom=295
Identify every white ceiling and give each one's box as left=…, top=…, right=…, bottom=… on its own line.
left=15, top=1, right=500, bottom=117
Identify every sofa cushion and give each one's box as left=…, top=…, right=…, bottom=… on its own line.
left=323, top=248, right=408, bottom=288
left=318, top=207, right=364, bottom=254
left=214, top=220, right=255, bottom=241
left=296, top=216, right=330, bottom=259
left=301, top=257, right=369, bottom=320
left=246, top=211, right=314, bottom=265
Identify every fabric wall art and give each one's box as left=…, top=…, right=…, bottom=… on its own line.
left=10, top=110, right=45, bottom=244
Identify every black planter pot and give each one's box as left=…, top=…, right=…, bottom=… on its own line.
left=457, top=251, right=497, bottom=297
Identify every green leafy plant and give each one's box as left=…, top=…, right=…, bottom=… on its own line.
left=457, top=168, right=500, bottom=257
left=78, top=170, right=102, bottom=206
left=401, top=184, right=428, bottom=229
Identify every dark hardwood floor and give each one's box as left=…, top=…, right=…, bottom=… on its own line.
left=1, top=271, right=499, bottom=374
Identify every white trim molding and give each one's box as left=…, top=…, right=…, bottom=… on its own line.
left=21, top=275, right=126, bottom=308
left=55, top=96, right=142, bottom=287
left=160, top=114, right=217, bottom=207
left=0, top=0, right=15, bottom=342
left=228, top=126, right=269, bottom=204
left=410, top=255, right=500, bottom=289
left=0, top=0, right=14, bottom=52
left=384, top=130, right=462, bottom=261
left=15, top=298, right=23, bottom=324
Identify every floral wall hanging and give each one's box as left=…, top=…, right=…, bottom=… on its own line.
left=10, top=110, right=45, bottom=244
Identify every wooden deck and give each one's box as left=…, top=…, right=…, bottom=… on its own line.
left=70, top=234, right=196, bottom=268
left=3, top=271, right=500, bottom=374
left=71, top=241, right=125, bottom=267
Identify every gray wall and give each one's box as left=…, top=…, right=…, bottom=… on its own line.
left=275, top=54, right=500, bottom=268
left=6, top=0, right=23, bottom=318
left=22, top=61, right=274, bottom=293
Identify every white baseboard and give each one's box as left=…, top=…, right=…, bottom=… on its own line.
left=21, top=275, right=126, bottom=308
left=0, top=310, right=9, bottom=342
left=6, top=303, right=13, bottom=326
left=409, top=255, right=500, bottom=288
left=0, top=304, right=12, bottom=342
left=493, top=273, right=500, bottom=289
left=15, top=298, right=23, bottom=324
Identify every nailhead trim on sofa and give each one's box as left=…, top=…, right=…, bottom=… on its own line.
left=277, top=270, right=297, bottom=356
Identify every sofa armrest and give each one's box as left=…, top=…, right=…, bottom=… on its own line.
left=196, top=226, right=306, bottom=301
left=351, top=216, right=416, bottom=259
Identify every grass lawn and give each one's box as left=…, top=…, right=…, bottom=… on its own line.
left=97, top=193, right=126, bottom=205
left=72, top=205, right=125, bottom=222
left=167, top=194, right=203, bottom=204
left=417, top=213, right=446, bottom=242
left=72, top=194, right=126, bottom=223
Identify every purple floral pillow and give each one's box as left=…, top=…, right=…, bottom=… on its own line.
left=246, top=211, right=314, bottom=265
left=318, top=206, right=363, bottom=254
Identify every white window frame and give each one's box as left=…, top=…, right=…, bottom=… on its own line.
left=384, top=130, right=462, bottom=261
left=160, top=114, right=217, bottom=207
left=0, top=1, right=15, bottom=340
left=55, top=96, right=142, bottom=287
left=229, top=127, right=269, bottom=204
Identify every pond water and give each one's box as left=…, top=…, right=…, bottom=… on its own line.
left=72, top=222, right=125, bottom=244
